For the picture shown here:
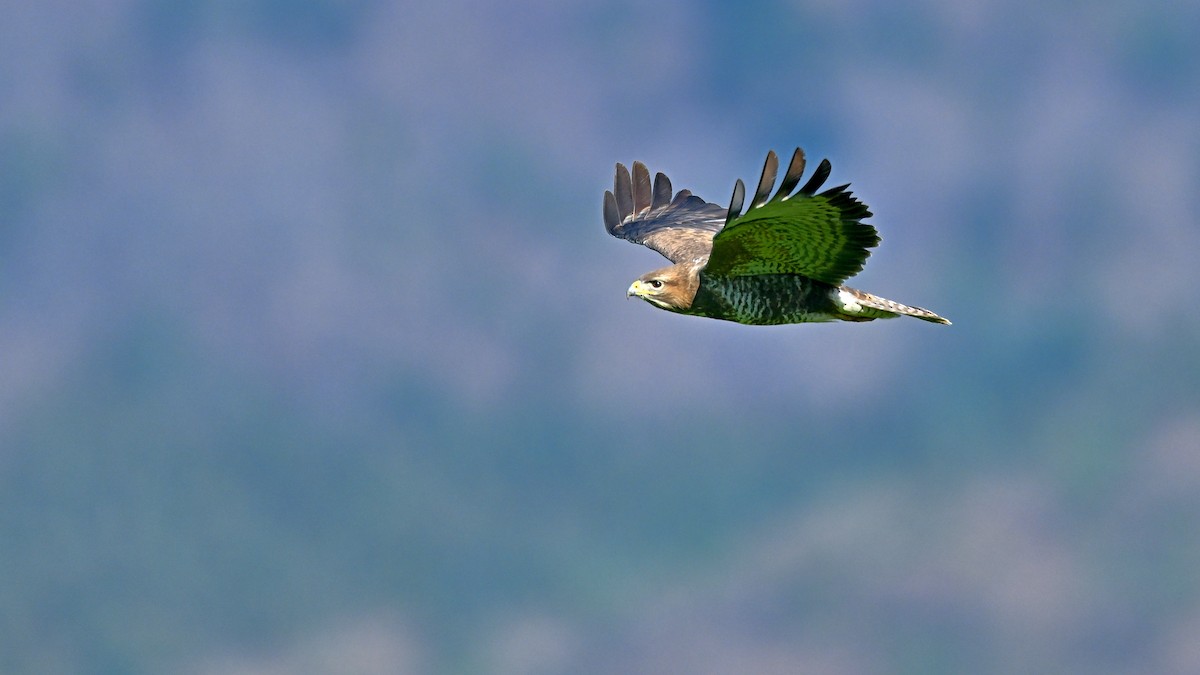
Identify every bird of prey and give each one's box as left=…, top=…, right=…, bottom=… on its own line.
left=604, top=148, right=950, bottom=325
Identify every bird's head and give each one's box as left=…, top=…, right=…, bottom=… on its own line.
left=626, top=264, right=698, bottom=312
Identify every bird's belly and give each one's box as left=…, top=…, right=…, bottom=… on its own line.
left=691, top=275, right=837, bottom=325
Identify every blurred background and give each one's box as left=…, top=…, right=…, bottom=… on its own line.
left=2, top=0, right=1199, bottom=673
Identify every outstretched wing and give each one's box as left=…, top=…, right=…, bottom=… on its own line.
left=604, top=161, right=726, bottom=264
left=703, top=148, right=880, bottom=285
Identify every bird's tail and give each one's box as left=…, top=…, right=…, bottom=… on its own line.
left=835, top=286, right=951, bottom=325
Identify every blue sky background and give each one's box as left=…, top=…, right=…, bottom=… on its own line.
left=2, top=1, right=1199, bottom=673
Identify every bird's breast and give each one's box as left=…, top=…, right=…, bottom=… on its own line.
left=691, top=274, right=839, bottom=324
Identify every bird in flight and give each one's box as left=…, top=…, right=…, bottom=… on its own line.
left=604, top=148, right=950, bottom=325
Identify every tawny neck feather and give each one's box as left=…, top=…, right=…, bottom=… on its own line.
left=656, top=263, right=701, bottom=311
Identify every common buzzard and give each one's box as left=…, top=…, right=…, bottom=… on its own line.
left=604, top=148, right=949, bottom=325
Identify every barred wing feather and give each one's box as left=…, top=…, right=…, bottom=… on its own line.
left=703, top=149, right=880, bottom=286
left=604, top=161, right=727, bottom=264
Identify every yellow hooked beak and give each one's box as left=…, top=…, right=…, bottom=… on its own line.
left=627, top=279, right=649, bottom=298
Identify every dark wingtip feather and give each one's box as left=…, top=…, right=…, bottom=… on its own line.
left=773, top=148, right=806, bottom=201
left=632, top=161, right=651, bottom=216
left=652, top=172, right=672, bottom=209
left=821, top=184, right=873, bottom=221
left=726, top=179, right=746, bottom=225
left=799, top=158, right=832, bottom=195
left=603, top=190, right=620, bottom=234
left=614, top=163, right=634, bottom=221
left=751, top=150, right=778, bottom=208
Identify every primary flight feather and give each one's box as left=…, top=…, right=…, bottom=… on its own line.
left=604, top=148, right=950, bottom=325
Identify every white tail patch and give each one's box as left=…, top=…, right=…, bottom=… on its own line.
left=837, top=289, right=863, bottom=313
left=837, top=286, right=951, bottom=325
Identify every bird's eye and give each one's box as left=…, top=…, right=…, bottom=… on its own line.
left=649, top=279, right=664, bottom=289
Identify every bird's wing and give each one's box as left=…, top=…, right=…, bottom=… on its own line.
left=703, top=148, right=880, bottom=285
left=604, top=161, right=727, bottom=264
